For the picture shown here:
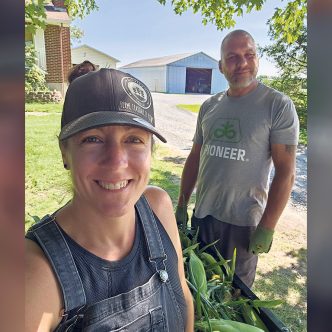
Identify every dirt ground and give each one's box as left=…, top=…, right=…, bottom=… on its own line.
left=277, top=203, right=307, bottom=235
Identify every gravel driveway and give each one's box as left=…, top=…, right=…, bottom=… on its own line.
left=152, top=92, right=307, bottom=210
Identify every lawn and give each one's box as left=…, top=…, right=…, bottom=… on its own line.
left=25, top=102, right=63, bottom=113
left=176, top=104, right=200, bottom=113
left=26, top=109, right=306, bottom=331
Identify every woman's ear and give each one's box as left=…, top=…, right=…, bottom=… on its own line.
left=59, top=140, right=69, bottom=170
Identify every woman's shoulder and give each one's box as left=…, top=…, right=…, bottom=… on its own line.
left=143, top=186, right=179, bottom=246
left=144, top=185, right=173, bottom=210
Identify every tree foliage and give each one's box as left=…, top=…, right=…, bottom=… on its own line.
left=157, top=0, right=306, bottom=44
left=260, top=22, right=306, bottom=81
left=158, top=0, right=265, bottom=30
left=26, top=0, right=306, bottom=47
left=268, top=0, right=306, bottom=44
left=25, top=0, right=98, bottom=34
left=258, top=0, right=307, bottom=144
left=25, top=0, right=47, bottom=35
left=70, top=25, right=84, bottom=45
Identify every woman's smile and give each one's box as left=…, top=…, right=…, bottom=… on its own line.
left=97, top=179, right=130, bottom=191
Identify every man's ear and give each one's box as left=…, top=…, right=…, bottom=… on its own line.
left=218, top=60, right=224, bottom=74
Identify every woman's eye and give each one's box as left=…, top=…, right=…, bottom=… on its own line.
left=126, top=136, right=144, bottom=144
left=82, top=136, right=102, bottom=143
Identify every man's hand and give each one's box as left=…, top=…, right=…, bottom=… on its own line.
left=248, top=225, right=274, bottom=255
left=175, top=205, right=188, bottom=226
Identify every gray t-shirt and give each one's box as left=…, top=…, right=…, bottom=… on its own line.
left=193, top=82, right=299, bottom=226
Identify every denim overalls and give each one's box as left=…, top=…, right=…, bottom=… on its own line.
left=26, top=196, right=186, bottom=331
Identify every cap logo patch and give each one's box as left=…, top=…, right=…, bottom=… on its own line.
left=121, top=77, right=151, bottom=109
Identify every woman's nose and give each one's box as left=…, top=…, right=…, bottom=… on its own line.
left=100, top=142, right=128, bottom=169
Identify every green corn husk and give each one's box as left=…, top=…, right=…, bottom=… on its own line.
left=179, top=225, right=283, bottom=331
left=241, top=302, right=269, bottom=332
left=251, top=299, right=283, bottom=310
left=195, top=318, right=265, bottom=332
left=189, top=250, right=208, bottom=319
left=200, top=252, right=223, bottom=278
left=179, top=229, right=192, bottom=249
left=189, top=250, right=208, bottom=296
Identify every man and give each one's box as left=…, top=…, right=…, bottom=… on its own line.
left=176, top=30, right=299, bottom=288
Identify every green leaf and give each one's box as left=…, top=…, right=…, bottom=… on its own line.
left=251, top=299, right=284, bottom=309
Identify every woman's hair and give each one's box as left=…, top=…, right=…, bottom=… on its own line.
left=67, top=60, right=97, bottom=83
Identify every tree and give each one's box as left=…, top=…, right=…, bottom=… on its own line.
left=25, top=0, right=98, bottom=34
left=26, top=0, right=306, bottom=46
left=260, top=0, right=306, bottom=77
left=157, top=0, right=306, bottom=44
left=70, top=25, right=84, bottom=45
left=258, top=0, right=307, bottom=143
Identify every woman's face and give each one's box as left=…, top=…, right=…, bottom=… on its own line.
left=61, top=125, right=152, bottom=218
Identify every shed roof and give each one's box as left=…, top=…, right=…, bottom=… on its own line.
left=121, top=52, right=198, bottom=68
left=72, top=44, right=120, bottom=63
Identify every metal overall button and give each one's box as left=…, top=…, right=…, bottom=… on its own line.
left=158, top=270, right=168, bottom=282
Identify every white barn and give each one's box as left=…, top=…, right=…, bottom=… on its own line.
left=71, top=44, right=119, bottom=69
left=120, top=52, right=227, bottom=94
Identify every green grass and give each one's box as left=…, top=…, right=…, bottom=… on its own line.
left=176, top=104, right=200, bottom=113
left=253, top=227, right=307, bottom=331
left=26, top=106, right=306, bottom=331
left=25, top=113, right=71, bottom=230
left=25, top=103, right=63, bottom=113
left=177, top=103, right=307, bottom=146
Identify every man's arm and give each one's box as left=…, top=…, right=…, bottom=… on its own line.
left=249, top=143, right=297, bottom=254
left=177, top=143, right=202, bottom=207
left=259, top=143, right=297, bottom=229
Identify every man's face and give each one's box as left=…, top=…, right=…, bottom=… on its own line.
left=219, top=34, right=259, bottom=92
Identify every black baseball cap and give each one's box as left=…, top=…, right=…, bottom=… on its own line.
left=59, top=68, right=167, bottom=142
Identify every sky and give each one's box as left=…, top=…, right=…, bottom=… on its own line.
left=72, top=0, right=284, bottom=76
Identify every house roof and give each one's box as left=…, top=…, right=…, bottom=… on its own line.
left=72, top=44, right=120, bottom=62
left=45, top=3, right=71, bottom=24
left=120, top=52, right=200, bottom=68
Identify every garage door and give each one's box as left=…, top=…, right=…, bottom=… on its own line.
left=185, top=68, right=212, bottom=94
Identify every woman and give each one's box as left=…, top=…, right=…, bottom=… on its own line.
left=67, top=60, right=97, bottom=83
left=25, top=69, right=194, bottom=331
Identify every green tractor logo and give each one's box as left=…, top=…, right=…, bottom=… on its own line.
left=210, top=119, right=241, bottom=143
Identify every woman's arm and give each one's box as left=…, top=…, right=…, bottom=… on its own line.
left=25, top=239, right=63, bottom=332
left=145, top=186, right=194, bottom=332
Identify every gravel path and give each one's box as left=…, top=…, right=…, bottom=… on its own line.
left=152, top=92, right=307, bottom=211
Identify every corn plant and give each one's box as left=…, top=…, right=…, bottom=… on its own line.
left=179, top=227, right=283, bottom=332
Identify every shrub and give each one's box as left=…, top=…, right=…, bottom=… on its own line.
left=25, top=43, right=50, bottom=93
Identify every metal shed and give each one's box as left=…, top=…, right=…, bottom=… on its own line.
left=120, top=52, right=227, bottom=94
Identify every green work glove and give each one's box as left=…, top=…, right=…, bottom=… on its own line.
left=175, top=205, right=188, bottom=226
left=248, top=225, right=274, bottom=255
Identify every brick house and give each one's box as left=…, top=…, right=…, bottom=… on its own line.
left=25, top=0, right=72, bottom=97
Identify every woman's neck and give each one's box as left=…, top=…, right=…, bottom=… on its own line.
left=55, top=200, right=136, bottom=261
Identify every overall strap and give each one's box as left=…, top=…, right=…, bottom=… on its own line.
left=29, top=215, right=86, bottom=315
left=135, top=195, right=168, bottom=275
